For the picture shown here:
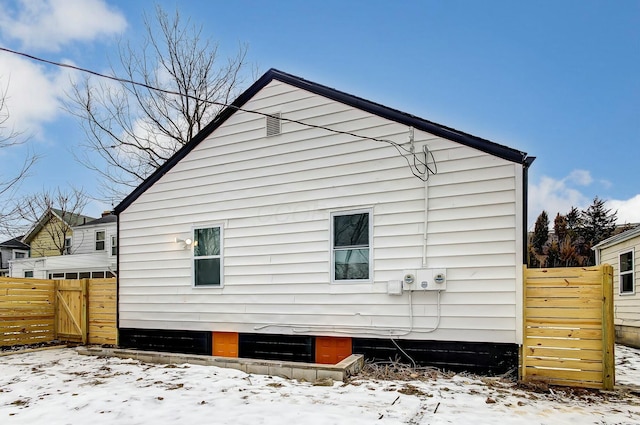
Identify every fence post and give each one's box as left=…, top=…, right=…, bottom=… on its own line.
left=53, top=279, right=59, bottom=341
left=602, top=264, right=615, bottom=390
left=81, top=278, right=89, bottom=345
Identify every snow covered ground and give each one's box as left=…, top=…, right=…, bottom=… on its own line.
left=1, top=345, right=640, bottom=424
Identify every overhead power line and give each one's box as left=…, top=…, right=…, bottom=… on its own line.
left=0, top=46, right=435, bottom=181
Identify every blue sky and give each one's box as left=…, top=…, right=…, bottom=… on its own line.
left=0, top=0, right=638, bottom=227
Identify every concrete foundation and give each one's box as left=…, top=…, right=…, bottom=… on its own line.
left=616, top=325, right=640, bottom=349
left=76, top=346, right=363, bottom=382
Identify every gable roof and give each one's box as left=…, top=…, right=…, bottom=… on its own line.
left=593, top=225, right=640, bottom=251
left=0, top=236, right=29, bottom=250
left=115, top=68, right=532, bottom=214
left=23, top=208, right=96, bottom=244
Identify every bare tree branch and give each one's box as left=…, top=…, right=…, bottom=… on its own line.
left=0, top=78, right=39, bottom=237
left=65, top=5, right=249, bottom=199
left=13, top=187, right=90, bottom=256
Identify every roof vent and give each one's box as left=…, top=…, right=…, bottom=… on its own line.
left=266, top=112, right=281, bottom=137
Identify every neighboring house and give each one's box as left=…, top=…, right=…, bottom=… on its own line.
left=114, top=69, right=534, bottom=372
left=10, top=212, right=117, bottom=279
left=594, top=225, right=640, bottom=348
left=23, top=208, right=96, bottom=258
left=0, top=236, right=30, bottom=276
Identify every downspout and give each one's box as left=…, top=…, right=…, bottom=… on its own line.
left=523, top=156, right=536, bottom=265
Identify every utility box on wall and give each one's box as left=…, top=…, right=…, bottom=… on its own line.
left=402, top=269, right=447, bottom=291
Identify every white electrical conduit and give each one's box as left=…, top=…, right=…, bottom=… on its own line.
left=253, top=290, right=443, bottom=337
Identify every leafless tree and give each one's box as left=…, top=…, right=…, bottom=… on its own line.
left=0, top=79, right=38, bottom=236
left=67, top=5, right=249, bottom=198
left=15, top=187, right=90, bottom=256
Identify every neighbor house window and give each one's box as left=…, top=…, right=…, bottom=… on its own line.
left=14, top=251, right=26, bottom=259
left=24, top=270, right=33, bottom=278
left=95, top=231, right=105, bottom=251
left=331, top=210, right=372, bottom=282
left=64, top=237, right=72, bottom=254
left=620, top=250, right=635, bottom=294
left=193, top=226, right=223, bottom=287
left=111, top=235, right=117, bottom=256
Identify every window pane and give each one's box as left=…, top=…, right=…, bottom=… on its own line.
left=79, top=272, right=91, bottom=279
left=622, top=273, right=634, bottom=293
left=334, top=248, right=369, bottom=280
left=91, top=271, right=105, bottom=278
left=621, top=252, right=633, bottom=273
left=24, top=271, right=33, bottom=278
left=334, top=213, right=369, bottom=247
left=194, top=227, right=220, bottom=257
left=195, top=258, right=221, bottom=286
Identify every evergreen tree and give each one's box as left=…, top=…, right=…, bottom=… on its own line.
left=532, top=211, right=549, bottom=255
left=554, top=213, right=568, bottom=243
left=580, top=197, right=617, bottom=265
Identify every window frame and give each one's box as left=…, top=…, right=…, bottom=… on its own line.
left=192, top=224, right=224, bottom=288
left=24, top=270, right=34, bottom=278
left=330, top=208, right=373, bottom=283
left=95, top=230, right=106, bottom=251
left=64, top=236, right=72, bottom=255
left=13, top=250, right=27, bottom=259
left=619, top=249, right=635, bottom=295
left=110, top=235, right=117, bottom=256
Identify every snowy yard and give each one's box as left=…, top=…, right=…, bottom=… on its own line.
left=1, top=345, right=640, bottom=425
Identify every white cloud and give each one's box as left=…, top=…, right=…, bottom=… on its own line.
left=0, top=54, right=74, bottom=138
left=0, top=0, right=127, bottom=52
left=528, top=171, right=591, bottom=226
left=609, top=195, right=640, bottom=225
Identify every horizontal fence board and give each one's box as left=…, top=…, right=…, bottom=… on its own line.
left=525, top=307, right=601, bottom=319
left=524, top=327, right=602, bottom=339
left=525, top=357, right=602, bottom=372
left=524, top=346, right=603, bottom=361
left=524, top=337, right=602, bottom=350
left=526, top=286, right=602, bottom=298
left=523, top=367, right=603, bottom=383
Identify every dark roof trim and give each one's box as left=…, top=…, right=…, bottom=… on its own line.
left=0, top=236, right=29, bottom=250
left=116, top=68, right=530, bottom=214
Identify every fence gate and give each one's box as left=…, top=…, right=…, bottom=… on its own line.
left=521, top=265, right=614, bottom=389
left=55, top=279, right=87, bottom=344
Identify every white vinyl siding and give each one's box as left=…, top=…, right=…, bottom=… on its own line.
left=118, top=80, right=524, bottom=344
left=600, top=236, right=640, bottom=327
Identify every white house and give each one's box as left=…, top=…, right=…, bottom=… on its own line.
left=594, top=225, right=640, bottom=348
left=0, top=236, right=30, bottom=276
left=114, top=69, right=534, bottom=372
left=10, top=213, right=117, bottom=279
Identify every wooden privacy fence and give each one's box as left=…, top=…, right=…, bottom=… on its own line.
left=0, top=277, right=117, bottom=347
left=521, top=265, right=614, bottom=389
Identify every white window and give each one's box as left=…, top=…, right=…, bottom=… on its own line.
left=95, top=231, right=105, bottom=251
left=14, top=251, right=27, bottom=259
left=24, top=270, right=33, bottom=278
left=111, top=235, right=117, bottom=256
left=331, top=209, right=373, bottom=282
left=64, top=237, right=72, bottom=255
left=193, top=225, right=223, bottom=287
left=620, top=250, right=635, bottom=294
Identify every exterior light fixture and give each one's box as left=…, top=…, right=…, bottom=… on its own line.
left=175, top=237, right=193, bottom=248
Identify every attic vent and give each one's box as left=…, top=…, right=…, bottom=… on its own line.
left=266, top=112, right=281, bottom=137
